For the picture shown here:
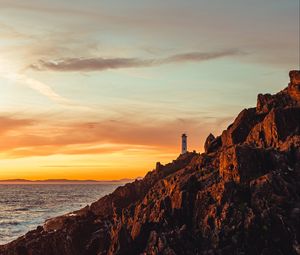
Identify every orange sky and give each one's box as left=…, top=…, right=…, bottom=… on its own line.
left=0, top=0, right=298, bottom=180
left=0, top=113, right=229, bottom=180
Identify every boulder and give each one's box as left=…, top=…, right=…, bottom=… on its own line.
left=288, top=70, right=300, bottom=101
left=204, top=133, right=215, bottom=153
left=204, top=133, right=222, bottom=153
left=289, top=70, right=300, bottom=85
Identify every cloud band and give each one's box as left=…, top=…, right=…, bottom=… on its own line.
left=29, top=49, right=241, bottom=72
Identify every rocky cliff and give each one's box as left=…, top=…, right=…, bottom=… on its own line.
left=1, top=71, right=300, bottom=255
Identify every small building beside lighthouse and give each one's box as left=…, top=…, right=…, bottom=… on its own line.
left=181, top=133, right=187, bottom=154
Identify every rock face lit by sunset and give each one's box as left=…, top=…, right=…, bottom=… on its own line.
left=0, top=0, right=298, bottom=180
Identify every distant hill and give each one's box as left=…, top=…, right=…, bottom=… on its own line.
left=0, top=178, right=137, bottom=184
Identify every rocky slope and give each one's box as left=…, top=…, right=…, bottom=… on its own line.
left=1, top=71, right=300, bottom=255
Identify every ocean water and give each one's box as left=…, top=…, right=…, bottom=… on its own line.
left=0, top=184, right=121, bottom=245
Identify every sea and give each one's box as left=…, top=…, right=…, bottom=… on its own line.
left=0, top=183, right=121, bottom=245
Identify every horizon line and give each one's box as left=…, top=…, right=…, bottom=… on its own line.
left=0, top=178, right=141, bottom=184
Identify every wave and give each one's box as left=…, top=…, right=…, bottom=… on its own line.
left=0, top=220, right=21, bottom=226
left=0, top=183, right=120, bottom=244
left=14, top=207, right=30, bottom=212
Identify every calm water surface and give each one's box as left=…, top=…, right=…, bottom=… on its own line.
left=0, top=184, right=121, bottom=245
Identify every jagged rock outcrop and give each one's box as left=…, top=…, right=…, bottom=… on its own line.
left=1, top=71, right=300, bottom=255
left=204, top=133, right=215, bottom=152
left=204, top=134, right=222, bottom=154
left=288, top=70, right=300, bottom=101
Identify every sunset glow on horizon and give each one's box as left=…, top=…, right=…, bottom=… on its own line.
left=0, top=0, right=299, bottom=180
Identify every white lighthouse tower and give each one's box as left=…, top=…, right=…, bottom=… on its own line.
left=181, top=133, right=187, bottom=154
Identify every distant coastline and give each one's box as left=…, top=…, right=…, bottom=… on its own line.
left=0, top=178, right=139, bottom=184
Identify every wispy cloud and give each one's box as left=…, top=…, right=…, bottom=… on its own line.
left=29, top=49, right=241, bottom=72
left=1, top=71, right=92, bottom=110
left=22, top=76, right=73, bottom=105
left=1, top=71, right=70, bottom=103
left=160, top=50, right=241, bottom=63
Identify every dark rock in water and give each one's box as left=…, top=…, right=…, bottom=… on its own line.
left=1, top=71, right=300, bottom=255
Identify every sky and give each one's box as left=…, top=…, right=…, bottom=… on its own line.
left=0, top=0, right=299, bottom=180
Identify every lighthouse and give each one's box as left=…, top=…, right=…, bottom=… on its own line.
left=181, top=133, right=187, bottom=154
